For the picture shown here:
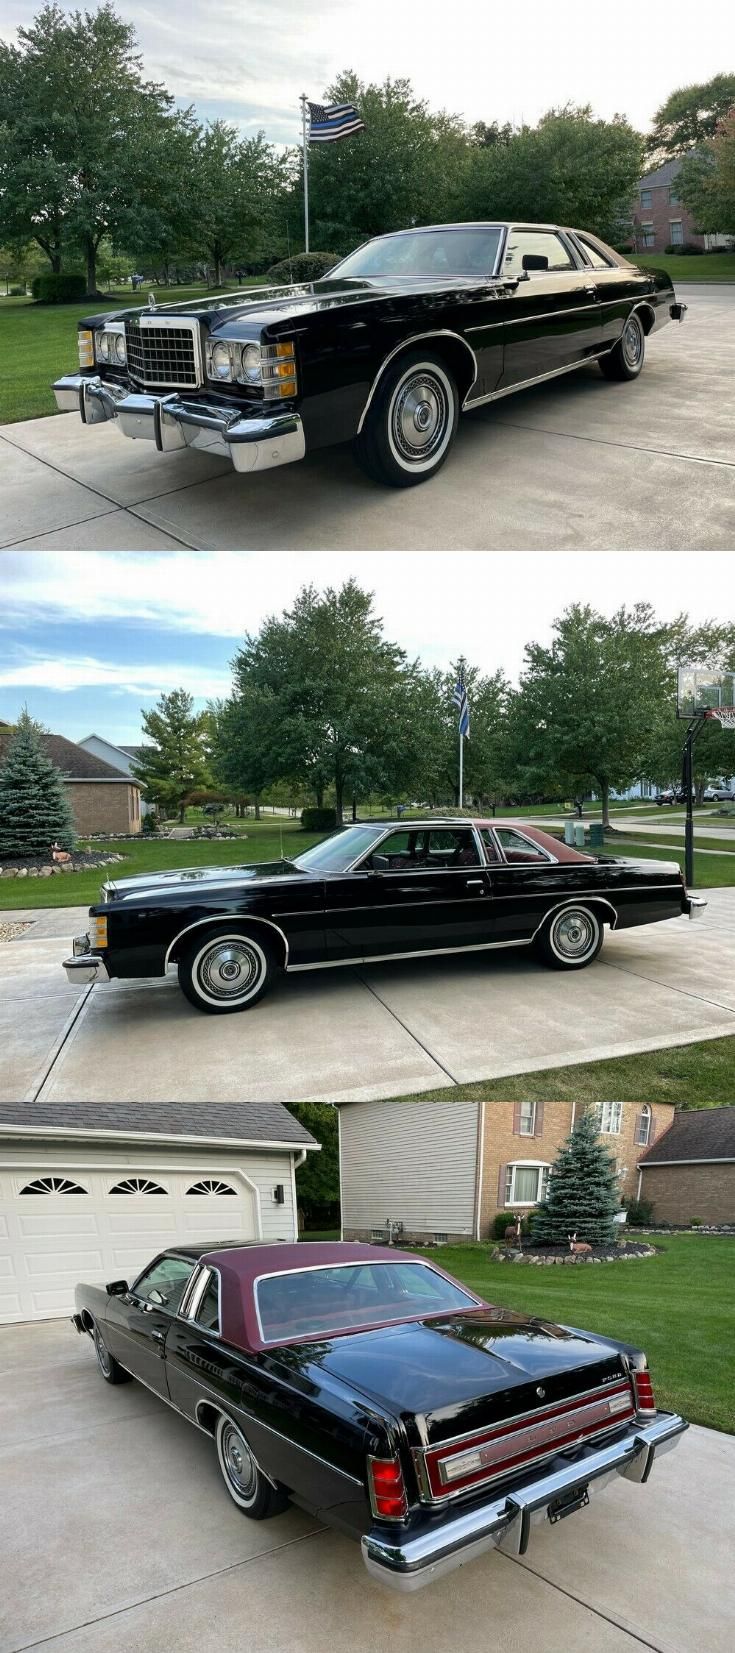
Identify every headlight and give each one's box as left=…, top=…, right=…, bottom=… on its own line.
left=114, top=333, right=127, bottom=365
left=95, top=327, right=126, bottom=367
left=210, top=340, right=233, bottom=380
left=97, top=332, right=111, bottom=362
left=240, top=343, right=262, bottom=384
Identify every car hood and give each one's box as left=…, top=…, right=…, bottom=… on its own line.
left=298, top=1309, right=629, bottom=1442
left=90, top=274, right=495, bottom=334
left=100, top=859, right=310, bottom=904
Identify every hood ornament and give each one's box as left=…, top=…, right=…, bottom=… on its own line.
left=148, top=292, right=157, bottom=312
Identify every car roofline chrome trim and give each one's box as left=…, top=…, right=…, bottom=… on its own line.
left=252, top=1258, right=482, bottom=1344
left=356, top=331, right=479, bottom=434
left=163, top=913, right=290, bottom=969
left=349, top=821, right=487, bottom=873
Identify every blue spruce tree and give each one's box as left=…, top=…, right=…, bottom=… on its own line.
left=531, top=1109, right=620, bottom=1246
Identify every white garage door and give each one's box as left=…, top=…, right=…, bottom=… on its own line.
left=0, top=1166, right=257, bottom=1323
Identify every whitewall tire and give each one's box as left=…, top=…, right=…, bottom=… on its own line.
left=537, top=905, right=604, bottom=971
left=177, top=930, right=276, bottom=1014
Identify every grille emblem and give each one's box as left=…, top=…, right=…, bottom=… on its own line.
left=536, top=1385, right=546, bottom=1398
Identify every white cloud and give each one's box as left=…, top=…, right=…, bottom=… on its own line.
left=0, top=650, right=231, bottom=699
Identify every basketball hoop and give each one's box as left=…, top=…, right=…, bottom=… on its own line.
left=706, top=707, right=735, bottom=731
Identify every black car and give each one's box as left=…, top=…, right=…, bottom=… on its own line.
left=72, top=1240, right=687, bottom=1592
left=62, top=817, right=706, bottom=1015
left=52, top=221, right=686, bottom=488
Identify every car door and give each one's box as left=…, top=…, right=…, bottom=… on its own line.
left=358, top=826, right=494, bottom=959
left=479, top=826, right=583, bottom=943
left=104, top=1253, right=197, bottom=1398
left=570, top=229, right=653, bottom=349
left=495, top=227, right=602, bottom=389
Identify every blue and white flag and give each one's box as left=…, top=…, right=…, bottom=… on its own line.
left=307, top=101, right=365, bottom=143
left=453, top=674, right=470, bottom=739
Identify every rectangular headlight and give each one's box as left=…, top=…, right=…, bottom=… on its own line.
left=95, top=326, right=126, bottom=367
left=78, top=330, right=94, bottom=369
left=89, top=915, right=108, bottom=948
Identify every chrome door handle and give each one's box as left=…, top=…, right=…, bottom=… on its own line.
left=150, top=1329, right=165, bottom=1343
left=584, top=285, right=598, bottom=297
left=465, top=879, right=485, bottom=888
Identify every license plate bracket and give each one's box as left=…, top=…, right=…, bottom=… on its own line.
left=547, top=1482, right=590, bottom=1524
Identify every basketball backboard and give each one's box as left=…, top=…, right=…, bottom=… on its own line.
left=677, top=664, right=735, bottom=721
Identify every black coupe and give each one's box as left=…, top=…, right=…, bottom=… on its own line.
left=52, top=221, right=686, bottom=487
left=72, top=1240, right=687, bottom=1592
left=62, top=817, right=706, bottom=1015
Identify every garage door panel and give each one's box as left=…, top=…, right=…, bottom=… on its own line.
left=18, top=1212, right=101, bottom=1238
left=0, top=1290, right=22, bottom=1318
left=25, top=1249, right=104, bottom=1276
left=106, top=1209, right=179, bottom=1237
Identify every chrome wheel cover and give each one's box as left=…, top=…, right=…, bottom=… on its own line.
left=622, top=317, right=643, bottom=368
left=220, top=1422, right=257, bottom=1501
left=389, top=368, right=451, bottom=465
left=94, top=1326, right=111, bottom=1377
left=196, top=939, right=262, bottom=1002
left=552, top=908, right=598, bottom=960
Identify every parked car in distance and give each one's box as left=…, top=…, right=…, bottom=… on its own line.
left=73, top=1240, right=687, bottom=1592
left=52, top=221, right=686, bottom=489
left=61, top=818, right=707, bottom=1014
left=655, top=789, right=685, bottom=805
left=708, top=787, right=735, bottom=802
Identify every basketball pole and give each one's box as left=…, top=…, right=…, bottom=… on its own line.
left=681, top=716, right=705, bottom=888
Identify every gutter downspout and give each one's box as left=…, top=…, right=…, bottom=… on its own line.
left=474, top=1101, right=485, bottom=1241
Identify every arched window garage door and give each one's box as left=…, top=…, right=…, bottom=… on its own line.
left=0, top=1164, right=260, bottom=1322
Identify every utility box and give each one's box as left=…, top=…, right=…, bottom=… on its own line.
left=564, top=820, right=575, bottom=846
left=574, top=822, right=586, bottom=849
left=589, top=823, right=604, bottom=849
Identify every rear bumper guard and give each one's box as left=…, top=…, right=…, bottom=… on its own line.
left=362, top=1411, right=687, bottom=1592
left=670, top=301, right=688, bottom=322
left=52, top=374, right=305, bottom=474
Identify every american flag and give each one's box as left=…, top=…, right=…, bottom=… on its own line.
left=453, top=673, right=470, bottom=739
left=307, top=101, right=365, bottom=143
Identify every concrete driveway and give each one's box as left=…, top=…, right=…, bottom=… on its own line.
left=1, top=889, right=734, bottom=1105
left=2, top=285, right=733, bottom=551
left=1, top=1319, right=731, bottom=1653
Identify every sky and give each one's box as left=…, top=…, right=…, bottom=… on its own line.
left=1, top=0, right=733, bottom=142
left=1, top=551, right=733, bottom=746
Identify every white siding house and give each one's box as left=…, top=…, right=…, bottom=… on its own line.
left=78, top=734, right=153, bottom=815
left=338, top=1100, right=480, bottom=1242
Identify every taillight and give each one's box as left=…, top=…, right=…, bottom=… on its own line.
left=633, top=1368, right=657, bottom=1416
left=367, top=1455, right=408, bottom=1521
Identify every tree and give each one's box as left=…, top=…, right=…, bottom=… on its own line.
left=678, top=109, right=735, bottom=236
left=647, top=74, right=735, bottom=162
left=130, top=690, right=212, bottom=822
left=0, top=4, right=182, bottom=292
left=287, top=1104, right=339, bottom=1227
left=511, top=604, right=673, bottom=826
left=0, top=709, right=75, bottom=858
left=468, top=106, right=643, bottom=245
left=408, top=662, right=512, bottom=809
left=217, top=582, right=420, bottom=820
left=187, top=122, right=290, bottom=285
left=531, top=1110, right=620, bottom=1246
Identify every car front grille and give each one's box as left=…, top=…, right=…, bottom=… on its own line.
left=124, top=317, right=202, bottom=389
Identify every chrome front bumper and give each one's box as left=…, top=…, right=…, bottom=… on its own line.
left=62, top=934, right=109, bottom=985
left=362, top=1411, right=687, bottom=1593
left=687, top=896, right=708, bottom=921
left=52, top=374, right=305, bottom=474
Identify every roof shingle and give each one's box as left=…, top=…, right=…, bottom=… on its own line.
left=0, top=1101, right=317, bottom=1149
left=0, top=729, right=140, bottom=783
left=639, top=1106, right=735, bottom=1163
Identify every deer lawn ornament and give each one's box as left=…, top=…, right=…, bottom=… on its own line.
left=568, top=1232, right=593, bottom=1254
left=51, top=843, right=72, bottom=865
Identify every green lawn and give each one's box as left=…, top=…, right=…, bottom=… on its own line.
left=631, top=252, right=735, bottom=282
left=0, top=819, right=320, bottom=910
left=0, top=281, right=262, bottom=424
left=395, top=1037, right=735, bottom=1106
left=418, top=1234, right=734, bottom=1433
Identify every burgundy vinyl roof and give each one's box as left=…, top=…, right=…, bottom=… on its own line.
left=477, top=821, right=595, bottom=864
left=201, top=1241, right=477, bottom=1352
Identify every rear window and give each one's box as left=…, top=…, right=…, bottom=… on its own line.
left=255, top=1261, right=477, bottom=1342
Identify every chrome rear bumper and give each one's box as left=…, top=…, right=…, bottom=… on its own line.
left=362, top=1411, right=687, bottom=1593
left=686, top=896, right=708, bottom=921
left=52, top=374, right=305, bottom=474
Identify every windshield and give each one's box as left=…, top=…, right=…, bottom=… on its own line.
left=331, top=226, right=503, bottom=283
left=256, top=1260, right=478, bottom=1342
left=292, top=824, right=383, bottom=873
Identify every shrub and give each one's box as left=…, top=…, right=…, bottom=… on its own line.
left=663, top=244, right=681, bottom=255
left=300, top=807, right=338, bottom=832
left=266, top=252, right=339, bottom=284
left=31, top=272, right=87, bottom=303
left=141, top=814, right=159, bottom=834
left=681, top=243, right=704, bottom=255
left=625, top=1198, right=654, bottom=1227
left=492, top=1212, right=529, bottom=1240
left=689, top=1217, right=704, bottom=1227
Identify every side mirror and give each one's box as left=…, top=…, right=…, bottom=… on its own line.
left=522, top=253, right=549, bottom=271
left=371, top=853, right=390, bottom=870
left=106, top=1279, right=129, bottom=1296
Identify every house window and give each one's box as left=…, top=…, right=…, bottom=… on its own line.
left=505, top=1164, right=550, bottom=1205
left=109, top=1177, right=167, bottom=1195
left=669, top=220, right=684, bottom=245
left=433, top=1233, right=449, bottom=1244
left=519, top=1101, right=536, bottom=1136
left=595, top=1102, right=622, bottom=1136
left=20, top=1176, right=88, bottom=1195
left=371, top=1229, right=387, bottom=1241
left=641, top=223, right=655, bottom=248
left=635, top=1106, right=652, bottom=1147
left=186, top=1179, right=237, bottom=1196
left=640, top=189, right=653, bottom=209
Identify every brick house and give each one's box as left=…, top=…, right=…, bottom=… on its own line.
left=0, top=726, right=142, bottom=837
left=637, top=1106, right=735, bottom=1224
left=78, top=733, right=154, bottom=817
left=337, top=1099, right=674, bottom=1243
left=632, top=159, right=734, bottom=253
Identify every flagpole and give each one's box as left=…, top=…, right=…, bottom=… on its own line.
left=300, top=93, right=310, bottom=252
left=459, top=727, right=464, bottom=808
